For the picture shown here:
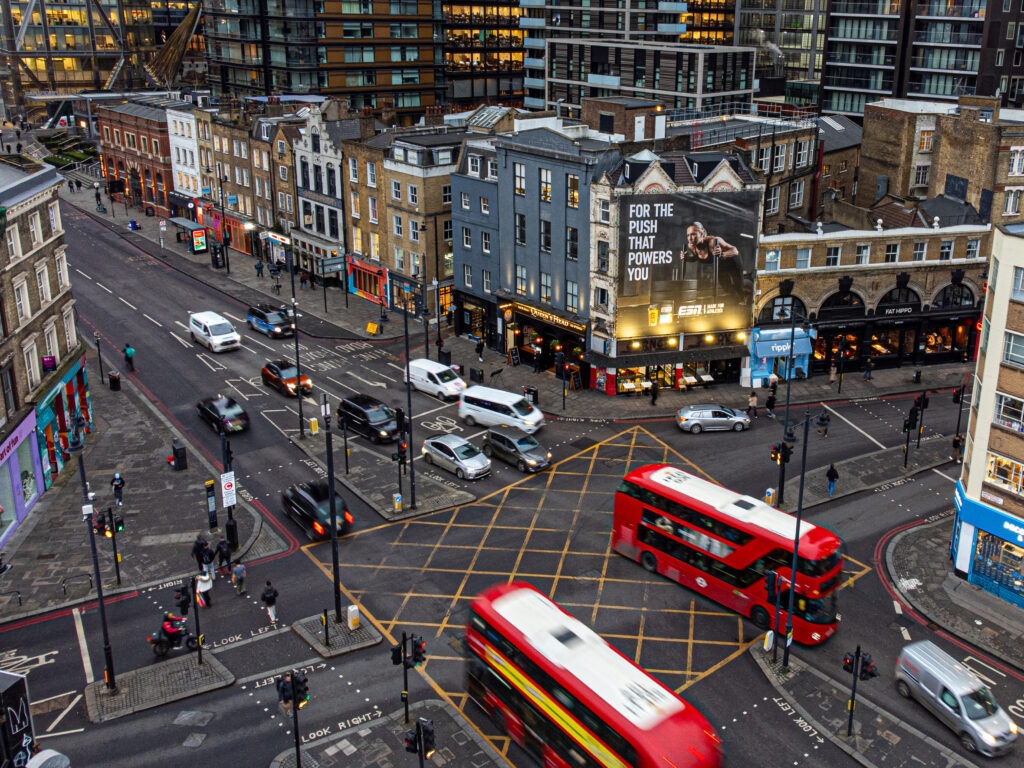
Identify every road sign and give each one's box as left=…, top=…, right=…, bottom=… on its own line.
left=763, top=630, right=774, bottom=652
left=266, top=231, right=291, bottom=246
left=159, top=219, right=167, bottom=231
left=220, top=471, right=236, bottom=507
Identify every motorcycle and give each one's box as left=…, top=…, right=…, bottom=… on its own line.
left=147, top=620, right=199, bottom=657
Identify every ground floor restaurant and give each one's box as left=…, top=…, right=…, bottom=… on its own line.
left=35, top=355, right=91, bottom=487
left=952, top=480, right=1024, bottom=611
left=586, top=339, right=745, bottom=397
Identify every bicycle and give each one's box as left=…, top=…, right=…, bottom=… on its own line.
left=272, top=279, right=282, bottom=295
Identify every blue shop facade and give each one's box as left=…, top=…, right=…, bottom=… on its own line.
left=952, top=480, right=1024, bottom=610
left=748, top=326, right=816, bottom=388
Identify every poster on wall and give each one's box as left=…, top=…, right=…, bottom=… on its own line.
left=616, top=191, right=760, bottom=338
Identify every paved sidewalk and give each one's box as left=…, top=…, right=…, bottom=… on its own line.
left=0, top=348, right=284, bottom=621
left=292, top=612, right=382, bottom=658
left=269, top=699, right=506, bottom=768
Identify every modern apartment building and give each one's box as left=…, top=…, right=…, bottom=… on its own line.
left=820, top=0, right=1024, bottom=116
left=952, top=223, right=1024, bottom=611
left=734, top=0, right=828, bottom=83
left=0, top=155, right=87, bottom=547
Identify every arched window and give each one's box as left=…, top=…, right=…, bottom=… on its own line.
left=821, top=291, right=864, bottom=308
left=878, top=287, right=920, bottom=306
left=933, top=284, right=974, bottom=308
left=757, top=295, right=807, bottom=325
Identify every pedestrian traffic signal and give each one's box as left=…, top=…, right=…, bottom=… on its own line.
left=404, top=729, right=418, bottom=754
left=903, top=418, right=911, bottom=434
left=92, top=515, right=107, bottom=537
left=113, top=515, right=125, bottom=533
left=780, top=443, right=793, bottom=464
left=292, top=671, right=310, bottom=709
left=391, top=644, right=403, bottom=665
left=859, top=653, right=878, bottom=680
left=843, top=652, right=855, bottom=673
left=420, top=718, right=436, bottom=758
left=770, top=445, right=780, bottom=464
left=412, top=636, right=427, bottom=667
left=395, top=407, right=406, bottom=434
left=764, top=570, right=778, bottom=600
left=953, top=388, right=962, bottom=404
left=908, top=407, right=919, bottom=430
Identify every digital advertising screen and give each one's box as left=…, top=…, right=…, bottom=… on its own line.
left=192, top=228, right=208, bottom=252
left=616, top=191, right=761, bottom=338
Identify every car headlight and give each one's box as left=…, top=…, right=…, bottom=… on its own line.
left=981, top=732, right=998, bottom=746
left=1009, top=721, right=1019, bottom=735
left=526, top=458, right=537, bottom=465
left=546, top=452, right=552, bottom=459
left=379, top=429, right=388, bottom=437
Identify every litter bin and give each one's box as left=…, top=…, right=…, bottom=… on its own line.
left=145, top=206, right=155, bottom=216
left=128, top=220, right=140, bottom=231
left=170, top=437, right=188, bottom=471
left=211, top=248, right=225, bottom=269
left=913, top=369, right=922, bottom=384
left=108, top=371, right=121, bottom=391
left=523, top=384, right=539, bottom=405
left=438, top=348, right=452, bottom=366
left=470, top=366, right=484, bottom=383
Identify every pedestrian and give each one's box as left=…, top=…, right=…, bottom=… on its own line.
left=95, top=189, right=101, bottom=205
left=4, top=145, right=10, bottom=154
left=261, top=580, right=279, bottom=623
left=15, top=143, right=21, bottom=154
left=201, top=542, right=216, bottom=577
left=435, top=335, right=445, bottom=354
left=475, top=339, right=484, bottom=362
left=174, top=587, right=191, bottom=616
left=277, top=671, right=294, bottom=717
left=952, top=434, right=964, bottom=463
left=863, top=357, right=874, bottom=381
left=765, top=392, right=776, bottom=419
left=829, top=361, right=838, bottom=385
left=232, top=560, right=247, bottom=596
left=110, top=472, right=125, bottom=505
left=215, top=536, right=231, bottom=575
left=650, top=378, right=659, bottom=406
left=67, top=178, right=74, bottom=193
left=255, top=261, right=264, bottom=278
left=299, top=271, right=308, bottom=289
left=532, top=343, right=542, bottom=373
left=190, top=534, right=207, bottom=571
left=826, top=464, right=839, bottom=497
left=817, top=413, right=831, bottom=438
left=123, top=343, right=135, bottom=372
left=196, top=570, right=213, bottom=607
left=746, top=391, right=758, bottom=418
left=15, top=129, right=20, bottom=140
left=75, top=179, right=81, bottom=192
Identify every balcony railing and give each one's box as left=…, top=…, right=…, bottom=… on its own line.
left=914, top=30, right=983, bottom=45
left=823, top=74, right=893, bottom=90
left=909, top=54, right=978, bottom=71
left=830, top=0, right=901, bottom=14
left=827, top=50, right=896, bottom=66
left=917, top=1, right=984, bottom=18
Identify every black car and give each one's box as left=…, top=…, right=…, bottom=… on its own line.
left=246, top=303, right=295, bottom=337
left=338, top=394, right=400, bottom=443
left=197, top=396, right=250, bottom=433
left=282, top=480, right=353, bottom=541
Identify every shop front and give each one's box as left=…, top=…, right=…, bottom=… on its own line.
left=35, top=355, right=90, bottom=488
left=749, top=326, right=816, bottom=387
left=952, top=480, right=1024, bottom=611
left=0, top=411, right=46, bottom=549
left=167, top=191, right=196, bottom=220
left=457, top=292, right=496, bottom=346
left=349, top=257, right=389, bottom=308
left=496, top=296, right=587, bottom=381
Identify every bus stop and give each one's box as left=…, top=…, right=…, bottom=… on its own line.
left=168, top=217, right=210, bottom=257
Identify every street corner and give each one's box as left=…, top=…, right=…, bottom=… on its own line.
left=291, top=611, right=383, bottom=658
left=83, top=652, right=235, bottom=723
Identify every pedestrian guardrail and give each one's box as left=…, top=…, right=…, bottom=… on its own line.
left=61, top=573, right=93, bottom=595
left=0, top=590, right=22, bottom=606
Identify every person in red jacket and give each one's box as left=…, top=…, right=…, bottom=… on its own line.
left=161, top=612, right=186, bottom=644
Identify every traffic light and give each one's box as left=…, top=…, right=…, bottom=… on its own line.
left=92, top=514, right=108, bottom=537
left=412, top=636, right=427, bottom=667
left=770, top=444, right=780, bottom=464
left=395, top=407, right=406, bottom=434
left=404, top=729, right=418, bottom=754
left=398, top=441, right=408, bottom=464
left=420, top=718, right=436, bottom=758
left=780, top=443, right=793, bottom=464
left=291, top=671, right=310, bottom=709
left=859, top=653, right=878, bottom=680
left=391, top=644, right=403, bottom=665
left=843, top=652, right=855, bottom=673
left=764, top=570, right=778, bottom=601
left=113, top=514, right=125, bottom=533
left=907, top=406, right=919, bottom=431
left=903, top=418, right=911, bottom=434
left=953, top=387, right=962, bottom=404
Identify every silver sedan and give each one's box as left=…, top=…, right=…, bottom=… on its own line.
left=676, top=404, right=751, bottom=433
left=421, top=434, right=492, bottom=480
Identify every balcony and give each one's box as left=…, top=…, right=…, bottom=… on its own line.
left=658, top=1, right=688, bottom=10
left=519, top=17, right=545, bottom=27
left=587, top=73, right=621, bottom=87
left=829, top=0, right=901, bottom=14
left=826, top=51, right=896, bottom=67
left=523, top=96, right=546, bottom=108
left=657, top=22, right=688, bottom=33
left=914, top=30, right=982, bottom=45
left=909, top=54, right=979, bottom=72
left=524, top=56, right=545, bottom=68
left=519, top=0, right=545, bottom=5
left=917, top=1, right=984, bottom=19
left=822, top=74, right=893, bottom=91
left=829, top=26, right=898, bottom=41
left=524, top=36, right=546, bottom=48
left=524, top=76, right=545, bottom=88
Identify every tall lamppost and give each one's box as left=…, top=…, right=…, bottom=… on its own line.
left=401, top=287, right=418, bottom=509
left=776, top=307, right=812, bottom=507
left=203, top=168, right=231, bottom=274
left=377, top=268, right=388, bottom=322
left=419, top=221, right=443, bottom=353
left=68, top=410, right=116, bottom=691
left=320, top=394, right=342, bottom=621
left=782, top=409, right=813, bottom=670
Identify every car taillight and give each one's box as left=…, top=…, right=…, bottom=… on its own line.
left=313, top=521, right=325, bottom=535
left=344, top=511, right=354, bottom=524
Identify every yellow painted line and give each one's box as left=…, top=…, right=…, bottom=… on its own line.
left=676, top=636, right=761, bottom=694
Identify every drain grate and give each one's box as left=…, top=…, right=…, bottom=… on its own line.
left=35, top=553, right=56, bottom=560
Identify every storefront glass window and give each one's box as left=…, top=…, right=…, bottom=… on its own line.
left=973, top=531, right=1024, bottom=596
left=995, top=392, right=1024, bottom=432
left=866, top=329, right=910, bottom=357
left=16, top=438, right=37, bottom=506
left=757, top=296, right=806, bottom=324
left=933, top=284, right=974, bottom=308
left=987, top=452, right=1024, bottom=495
left=924, top=324, right=968, bottom=354
left=0, top=464, right=14, bottom=542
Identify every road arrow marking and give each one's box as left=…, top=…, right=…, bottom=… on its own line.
left=346, top=371, right=387, bottom=389
left=900, top=626, right=911, bottom=641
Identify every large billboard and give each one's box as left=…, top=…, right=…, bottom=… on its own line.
left=616, top=191, right=760, bottom=338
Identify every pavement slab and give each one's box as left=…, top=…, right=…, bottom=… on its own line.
left=291, top=612, right=382, bottom=658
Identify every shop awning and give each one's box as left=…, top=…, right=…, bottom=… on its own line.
left=752, top=327, right=815, bottom=358
left=586, top=345, right=750, bottom=367
left=168, top=217, right=205, bottom=231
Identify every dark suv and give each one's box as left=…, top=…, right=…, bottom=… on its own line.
left=481, top=424, right=551, bottom=473
left=246, top=303, right=294, bottom=337
left=282, top=480, right=353, bottom=541
left=338, top=394, right=400, bottom=443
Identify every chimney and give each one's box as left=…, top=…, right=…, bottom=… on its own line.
left=424, top=105, right=444, bottom=127
left=359, top=106, right=376, bottom=139
left=380, top=99, right=397, bottom=129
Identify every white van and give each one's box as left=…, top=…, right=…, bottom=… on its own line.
left=405, top=358, right=466, bottom=401
left=189, top=311, right=241, bottom=353
left=458, top=385, right=544, bottom=434
left=895, top=640, right=1018, bottom=756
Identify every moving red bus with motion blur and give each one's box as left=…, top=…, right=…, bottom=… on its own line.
left=612, top=464, right=843, bottom=645
left=467, top=581, right=723, bottom=768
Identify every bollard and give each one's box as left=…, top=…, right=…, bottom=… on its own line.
left=171, top=437, right=188, bottom=471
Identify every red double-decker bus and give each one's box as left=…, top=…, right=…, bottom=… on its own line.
left=467, top=581, right=723, bottom=768
left=612, top=464, right=843, bottom=645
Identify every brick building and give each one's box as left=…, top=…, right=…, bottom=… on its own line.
left=815, top=115, right=861, bottom=219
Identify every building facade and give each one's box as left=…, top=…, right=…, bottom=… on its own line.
left=735, top=0, right=827, bottom=83
left=952, top=223, right=1024, bottom=610
left=167, top=106, right=201, bottom=218
left=0, top=156, right=86, bottom=548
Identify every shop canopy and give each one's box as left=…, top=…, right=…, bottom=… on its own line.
left=168, top=217, right=205, bottom=231
left=752, top=327, right=815, bottom=358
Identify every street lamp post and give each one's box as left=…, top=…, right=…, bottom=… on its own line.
left=777, top=307, right=811, bottom=507
left=321, top=394, right=342, bottom=622
left=782, top=409, right=812, bottom=670
left=378, top=269, right=388, bottom=322
left=68, top=410, right=116, bottom=691
left=94, top=332, right=104, bottom=380
left=292, top=296, right=305, bottom=439
left=203, top=169, right=231, bottom=273
left=218, top=424, right=238, bottom=550
left=402, top=290, right=418, bottom=509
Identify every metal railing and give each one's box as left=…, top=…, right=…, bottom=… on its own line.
left=62, top=573, right=93, bottom=595
left=0, top=590, right=21, bottom=606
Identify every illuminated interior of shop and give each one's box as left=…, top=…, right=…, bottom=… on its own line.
left=973, top=531, right=1024, bottom=592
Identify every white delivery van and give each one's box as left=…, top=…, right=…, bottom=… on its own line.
left=458, top=385, right=544, bottom=434
left=189, top=311, right=241, bottom=353
left=405, top=358, right=466, bottom=401
left=895, top=640, right=1018, bottom=756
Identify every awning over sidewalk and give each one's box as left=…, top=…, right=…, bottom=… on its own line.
left=168, top=217, right=204, bottom=231
left=752, top=326, right=815, bottom=358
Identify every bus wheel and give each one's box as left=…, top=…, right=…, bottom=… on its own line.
left=750, top=606, right=770, bottom=630
left=491, top=707, right=507, bottom=735
left=640, top=552, right=658, bottom=573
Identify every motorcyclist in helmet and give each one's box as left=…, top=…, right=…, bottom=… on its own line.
left=161, top=612, right=186, bottom=645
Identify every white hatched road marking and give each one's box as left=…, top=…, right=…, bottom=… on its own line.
left=46, top=693, right=83, bottom=732
left=72, top=608, right=94, bottom=685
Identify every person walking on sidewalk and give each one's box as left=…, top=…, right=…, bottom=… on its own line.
left=254, top=261, right=264, bottom=278
left=215, top=536, right=232, bottom=575
left=232, top=560, right=247, bottom=596
left=952, top=434, right=964, bottom=464
left=299, top=271, right=308, bottom=290
left=764, top=392, right=776, bottom=419
left=475, top=339, right=484, bottom=362
left=826, top=464, right=839, bottom=497
left=261, top=580, right=279, bottom=623
left=110, top=473, right=125, bottom=505
left=862, top=357, right=874, bottom=381
left=650, top=378, right=659, bottom=406
left=829, top=361, right=838, bottom=385
left=201, top=543, right=216, bottom=577
left=191, top=535, right=208, bottom=571
left=746, top=391, right=758, bottom=418
left=196, top=570, right=214, bottom=607
left=123, top=343, right=135, bottom=372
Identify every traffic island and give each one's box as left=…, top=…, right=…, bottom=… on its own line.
left=292, top=611, right=382, bottom=658
left=83, top=653, right=234, bottom=723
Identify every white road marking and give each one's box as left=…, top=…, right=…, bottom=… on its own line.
left=196, top=354, right=227, bottom=373
left=74, top=268, right=91, bottom=279
left=900, top=626, right=911, bottom=641
left=223, top=312, right=244, bottom=323
left=931, top=468, right=958, bottom=482
left=823, top=403, right=885, bottom=449
left=963, top=656, right=1007, bottom=687
left=376, top=370, right=397, bottom=383
left=46, top=693, right=83, bottom=732
left=31, top=690, right=78, bottom=706
left=893, top=600, right=903, bottom=615
left=347, top=371, right=387, bottom=389
left=245, top=335, right=276, bottom=352
left=118, top=297, right=137, bottom=310
left=95, top=282, right=113, bottom=294
left=36, top=729, right=85, bottom=739
left=416, top=401, right=456, bottom=419
left=143, top=314, right=162, bottom=327
left=72, top=608, right=94, bottom=685
left=325, top=375, right=359, bottom=394
left=387, top=362, right=407, bottom=375
left=170, top=332, right=191, bottom=348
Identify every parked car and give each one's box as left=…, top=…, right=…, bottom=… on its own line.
left=421, top=434, right=491, bottom=480
left=261, top=360, right=312, bottom=396
left=246, top=304, right=294, bottom=337
left=338, top=394, right=399, bottom=443
left=676, top=404, right=750, bottom=434
left=282, top=480, right=353, bottom=541
left=482, top=424, right=551, bottom=473
left=189, top=311, right=240, bottom=352
left=197, top=395, right=249, bottom=433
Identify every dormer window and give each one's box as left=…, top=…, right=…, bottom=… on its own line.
left=468, top=155, right=481, bottom=176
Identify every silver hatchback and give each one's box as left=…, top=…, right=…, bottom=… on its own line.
left=421, top=434, right=492, bottom=480
left=676, top=404, right=751, bottom=434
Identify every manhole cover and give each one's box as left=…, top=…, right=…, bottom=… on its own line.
left=182, top=732, right=207, bottom=748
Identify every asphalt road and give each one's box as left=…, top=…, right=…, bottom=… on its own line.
left=4, top=208, right=1007, bottom=768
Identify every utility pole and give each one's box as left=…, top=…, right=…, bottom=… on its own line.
left=402, top=293, right=417, bottom=508
left=321, top=394, right=342, bottom=622
left=782, top=410, right=811, bottom=670
left=219, top=424, right=237, bottom=549
left=105, top=507, right=123, bottom=585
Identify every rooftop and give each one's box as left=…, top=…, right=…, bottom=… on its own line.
left=817, top=115, right=862, bottom=153
left=0, top=156, right=60, bottom=208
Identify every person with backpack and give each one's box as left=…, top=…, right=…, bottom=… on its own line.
left=261, top=580, right=279, bottom=623
left=123, top=343, right=135, bottom=372
left=215, top=536, right=232, bottom=575
left=201, top=544, right=216, bottom=577
left=826, top=464, right=839, bottom=497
